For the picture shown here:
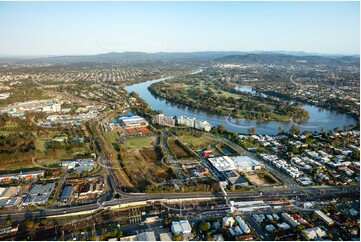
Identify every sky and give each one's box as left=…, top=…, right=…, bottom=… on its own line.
left=0, top=1, right=359, bottom=56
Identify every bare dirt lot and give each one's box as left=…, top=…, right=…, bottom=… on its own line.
left=246, top=172, right=281, bottom=187
left=122, top=143, right=176, bottom=190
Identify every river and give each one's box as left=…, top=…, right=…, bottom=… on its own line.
left=124, top=77, right=356, bottom=135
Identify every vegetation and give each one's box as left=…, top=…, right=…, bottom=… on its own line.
left=148, top=69, right=309, bottom=122
left=145, top=179, right=220, bottom=193
left=167, top=137, right=195, bottom=159
left=0, top=132, right=36, bottom=164
left=120, top=141, right=177, bottom=190
left=199, top=221, right=209, bottom=233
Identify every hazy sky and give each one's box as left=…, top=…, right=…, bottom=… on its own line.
left=0, top=1, right=359, bottom=56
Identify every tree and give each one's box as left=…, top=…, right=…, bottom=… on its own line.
left=40, top=219, right=48, bottom=227
left=216, top=124, right=226, bottom=134
left=24, top=220, right=34, bottom=229
left=290, top=125, right=301, bottom=135
left=248, top=127, right=256, bottom=134
left=206, top=232, right=214, bottom=241
left=199, top=221, right=209, bottom=233
left=278, top=125, right=284, bottom=133
left=172, top=233, right=182, bottom=241
left=352, top=149, right=360, bottom=160
left=5, top=219, right=12, bottom=226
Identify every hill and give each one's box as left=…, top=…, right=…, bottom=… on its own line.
left=215, top=53, right=360, bottom=66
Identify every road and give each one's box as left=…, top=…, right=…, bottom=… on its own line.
left=0, top=184, right=358, bottom=222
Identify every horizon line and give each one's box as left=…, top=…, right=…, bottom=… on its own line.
left=0, top=50, right=360, bottom=59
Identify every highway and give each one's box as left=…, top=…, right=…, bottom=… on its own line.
left=0, top=184, right=358, bottom=222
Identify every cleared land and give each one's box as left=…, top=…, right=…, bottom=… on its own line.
left=122, top=144, right=176, bottom=190
left=246, top=172, right=281, bottom=187
left=167, top=138, right=195, bottom=160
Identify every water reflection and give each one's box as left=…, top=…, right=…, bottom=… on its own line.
left=125, top=80, right=356, bottom=135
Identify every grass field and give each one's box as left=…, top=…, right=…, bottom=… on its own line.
left=103, top=131, right=119, bottom=150
left=177, top=133, right=217, bottom=150
left=122, top=136, right=157, bottom=149
left=167, top=138, right=194, bottom=159
left=122, top=146, right=176, bottom=190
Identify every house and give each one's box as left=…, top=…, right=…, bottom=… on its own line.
left=213, top=234, right=225, bottom=241
left=314, top=210, right=334, bottom=226
left=234, top=226, right=243, bottom=236
left=228, top=227, right=236, bottom=237
left=159, top=233, right=172, bottom=241
left=302, top=227, right=326, bottom=240
left=222, top=216, right=235, bottom=227
left=265, top=224, right=276, bottom=232
left=281, top=213, right=300, bottom=228
left=213, top=221, right=221, bottom=230
left=235, top=216, right=250, bottom=234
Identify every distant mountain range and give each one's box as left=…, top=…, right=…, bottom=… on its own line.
left=215, top=53, right=360, bottom=66
left=0, top=51, right=359, bottom=66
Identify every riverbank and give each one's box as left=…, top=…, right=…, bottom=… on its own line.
left=124, top=75, right=357, bottom=135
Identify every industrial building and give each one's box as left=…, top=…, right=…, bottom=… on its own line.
left=0, top=187, right=21, bottom=208
left=231, top=156, right=264, bottom=172
left=0, top=170, right=44, bottom=183
left=59, top=185, right=73, bottom=203
left=207, top=156, right=263, bottom=173
left=224, top=171, right=249, bottom=186
left=23, top=183, right=55, bottom=205
left=171, top=220, right=192, bottom=235
left=60, top=176, right=104, bottom=204
left=0, top=98, right=61, bottom=116
left=119, top=115, right=148, bottom=127
left=61, top=158, right=95, bottom=173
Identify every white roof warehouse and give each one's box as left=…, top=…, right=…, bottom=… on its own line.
left=207, top=156, right=263, bottom=173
